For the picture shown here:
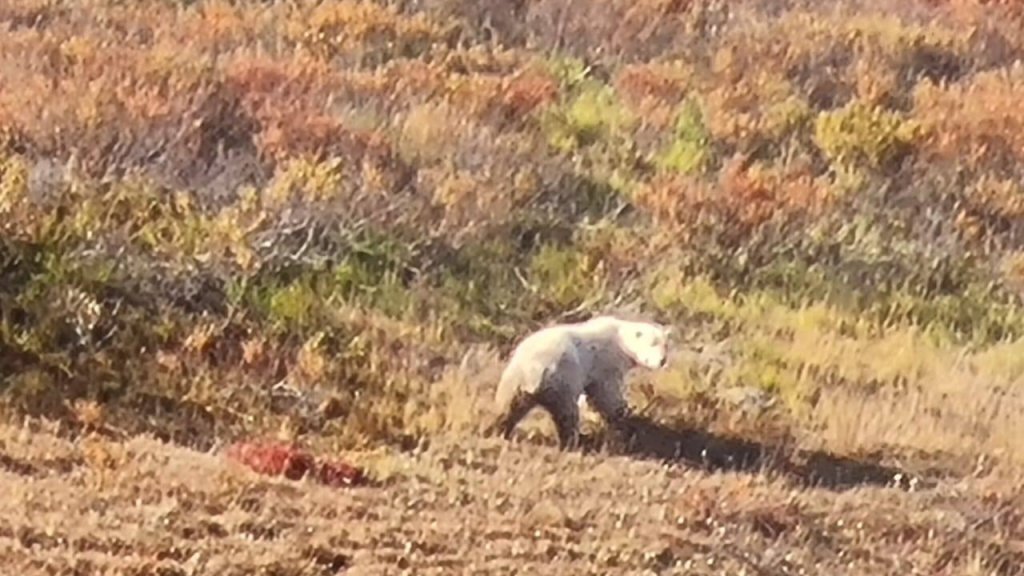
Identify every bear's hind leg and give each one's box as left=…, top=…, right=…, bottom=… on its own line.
left=540, top=393, right=581, bottom=451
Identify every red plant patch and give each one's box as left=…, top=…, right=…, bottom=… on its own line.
left=315, top=458, right=367, bottom=488
left=225, top=440, right=366, bottom=488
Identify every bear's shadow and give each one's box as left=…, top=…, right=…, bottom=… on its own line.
left=583, top=415, right=930, bottom=492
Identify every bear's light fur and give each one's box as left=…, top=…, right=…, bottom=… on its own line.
left=491, top=315, right=671, bottom=450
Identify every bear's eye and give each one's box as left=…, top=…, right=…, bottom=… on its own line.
left=635, top=330, right=643, bottom=339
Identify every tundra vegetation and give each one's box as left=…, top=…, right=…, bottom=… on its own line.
left=1, top=0, right=1024, bottom=574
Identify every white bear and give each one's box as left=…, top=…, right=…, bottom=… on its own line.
left=490, top=315, right=671, bottom=450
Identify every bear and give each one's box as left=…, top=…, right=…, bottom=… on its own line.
left=490, top=315, right=671, bottom=450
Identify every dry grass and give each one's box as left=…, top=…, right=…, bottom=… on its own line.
left=1, top=418, right=1022, bottom=576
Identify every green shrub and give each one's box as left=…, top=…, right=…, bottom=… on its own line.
left=541, top=79, right=634, bottom=152
left=813, top=101, right=918, bottom=175
left=529, top=243, right=605, bottom=313
left=656, top=95, right=713, bottom=175
left=266, top=278, right=324, bottom=332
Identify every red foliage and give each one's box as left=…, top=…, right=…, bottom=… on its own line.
left=225, top=440, right=315, bottom=480
left=315, top=458, right=367, bottom=488
left=614, top=63, right=691, bottom=108
left=500, top=68, right=559, bottom=122
left=225, top=440, right=366, bottom=488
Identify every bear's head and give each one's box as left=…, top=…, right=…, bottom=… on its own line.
left=616, top=321, right=672, bottom=369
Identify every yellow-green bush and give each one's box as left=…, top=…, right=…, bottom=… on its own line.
left=528, top=243, right=606, bottom=313
left=813, top=101, right=919, bottom=175
left=656, top=96, right=713, bottom=175
left=541, top=78, right=634, bottom=152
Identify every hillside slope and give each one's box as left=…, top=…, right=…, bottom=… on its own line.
left=3, top=0, right=1024, bottom=573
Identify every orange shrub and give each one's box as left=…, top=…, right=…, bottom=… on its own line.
left=499, top=66, right=560, bottom=123
left=290, top=1, right=454, bottom=66
left=913, top=69, right=1024, bottom=173
left=172, top=0, right=273, bottom=53
left=224, top=54, right=344, bottom=123
left=444, top=64, right=559, bottom=128
left=703, top=69, right=811, bottom=158
left=256, top=115, right=354, bottom=165
left=952, top=175, right=1024, bottom=246
left=615, top=62, right=694, bottom=109
left=705, top=9, right=965, bottom=113
left=633, top=155, right=831, bottom=242
left=0, top=26, right=256, bottom=180
left=224, top=54, right=384, bottom=164
left=227, top=56, right=442, bottom=121
left=380, top=59, right=448, bottom=100
left=443, top=75, right=505, bottom=122
left=613, top=62, right=695, bottom=142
